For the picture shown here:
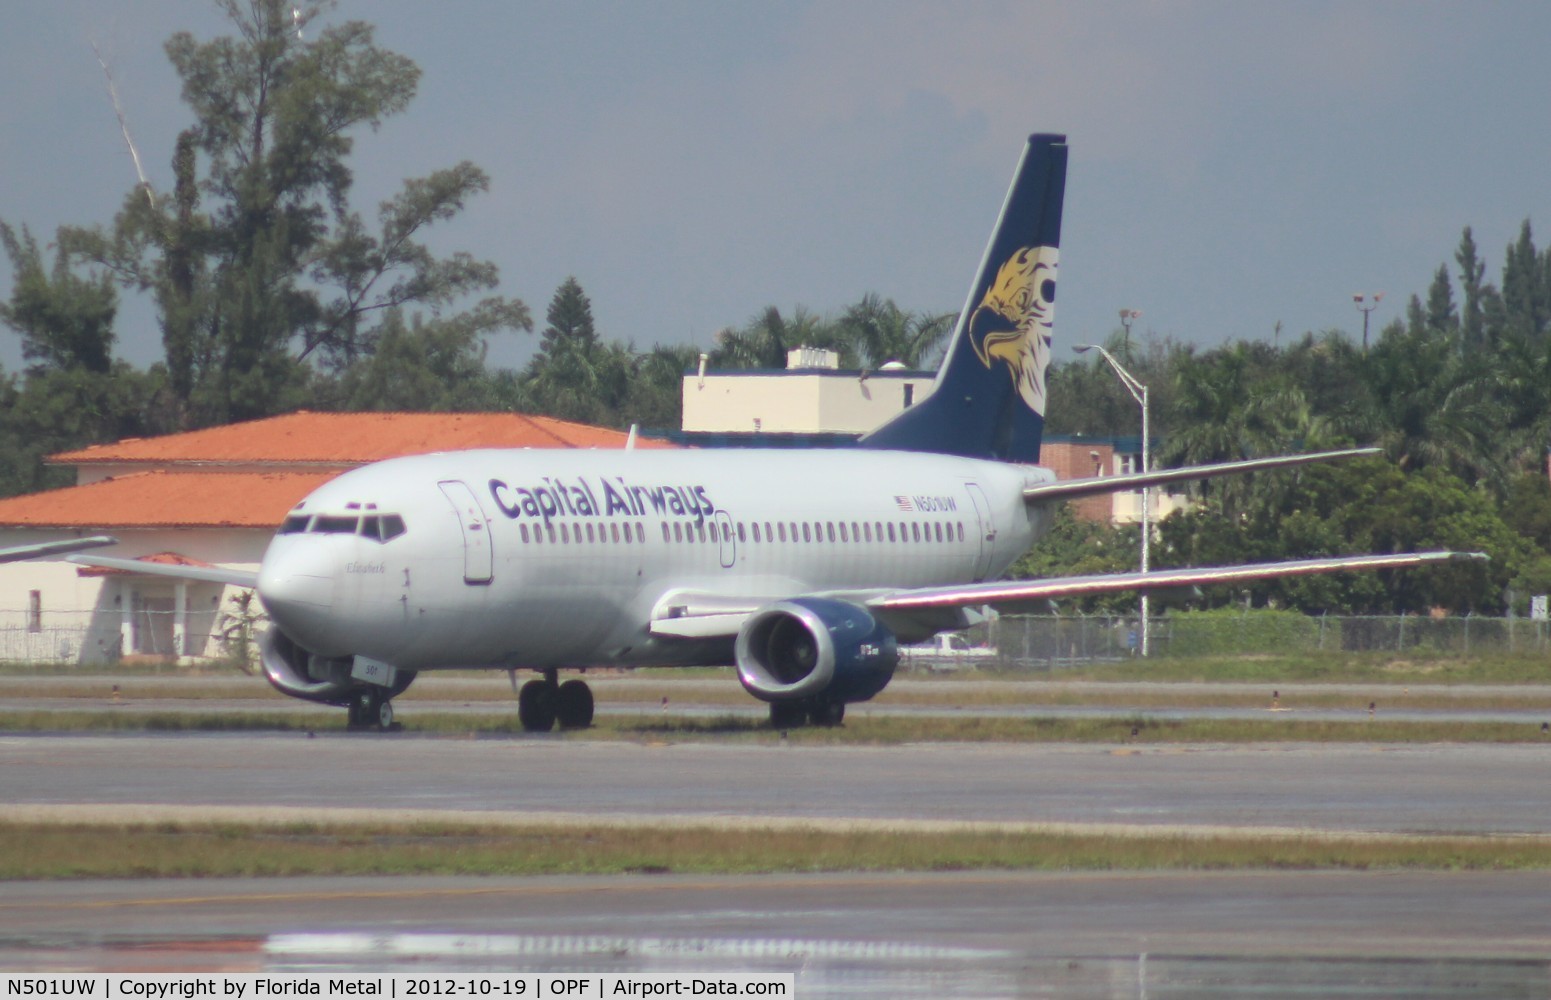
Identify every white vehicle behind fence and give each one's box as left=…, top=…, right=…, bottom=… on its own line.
left=901, top=633, right=999, bottom=672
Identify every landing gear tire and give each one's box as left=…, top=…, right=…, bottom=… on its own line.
left=349, top=689, right=394, bottom=731
left=808, top=700, right=845, bottom=727
left=555, top=679, right=595, bottom=729
left=769, top=701, right=808, bottom=729
left=518, top=679, right=557, bottom=732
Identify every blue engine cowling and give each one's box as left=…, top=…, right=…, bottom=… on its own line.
left=734, top=598, right=898, bottom=704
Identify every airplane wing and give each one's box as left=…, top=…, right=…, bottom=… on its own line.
left=0, top=536, right=117, bottom=564
left=1024, top=447, right=1380, bottom=504
left=868, top=551, right=1486, bottom=617
left=65, top=553, right=259, bottom=588
left=646, top=550, right=1485, bottom=641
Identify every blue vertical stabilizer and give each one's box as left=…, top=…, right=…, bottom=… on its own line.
left=859, top=133, right=1067, bottom=463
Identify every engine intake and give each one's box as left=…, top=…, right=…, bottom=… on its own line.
left=260, top=627, right=414, bottom=705
left=735, top=598, right=898, bottom=704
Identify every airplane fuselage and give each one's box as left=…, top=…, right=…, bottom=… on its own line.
left=257, top=448, right=1054, bottom=672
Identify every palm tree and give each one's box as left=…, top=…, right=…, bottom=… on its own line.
left=835, top=294, right=955, bottom=369
left=709, top=305, right=843, bottom=369
left=1161, top=341, right=1310, bottom=520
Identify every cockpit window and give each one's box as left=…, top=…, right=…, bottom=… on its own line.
left=312, top=515, right=359, bottom=534
left=278, top=515, right=310, bottom=535
left=357, top=514, right=406, bottom=543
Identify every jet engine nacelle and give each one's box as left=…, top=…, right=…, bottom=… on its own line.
left=734, top=598, right=898, bottom=704
left=260, top=627, right=414, bottom=706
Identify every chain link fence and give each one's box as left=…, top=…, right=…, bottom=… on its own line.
left=0, top=605, right=256, bottom=666
left=933, top=611, right=1551, bottom=671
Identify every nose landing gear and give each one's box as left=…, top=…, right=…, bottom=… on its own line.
left=346, top=689, right=395, bottom=730
left=515, top=669, right=595, bottom=732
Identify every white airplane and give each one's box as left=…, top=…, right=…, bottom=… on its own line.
left=72, top=134, right=1482, bottom=730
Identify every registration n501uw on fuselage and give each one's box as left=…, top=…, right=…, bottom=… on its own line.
left=72, top=134, right=1483, bottom=730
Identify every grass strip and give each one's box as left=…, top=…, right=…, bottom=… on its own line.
left=3, top=819, right=1550, bottom=880
left=3, top=709, right=1551, bottom=743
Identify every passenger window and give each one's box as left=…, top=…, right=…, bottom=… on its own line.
left=673, top=523, right=683, bottom=542
left=934, top=523, right=943, bottom=542
left=887, top=523, right=896, bottom=542
left=864, top=523, right=872, bottom=543
left=520, top=524, right=530, bottom=543
left=778, top=523, right=787, bottom=542
left=911, top=523, right=921, bottom=542
left=610, top=523, right=620, bottom=543
left=839, top=522, right=849, bottom=542
left=561, top=524, right=571, bottom=544
left=957, top=523, right=965, bottom=542
left=753, top=523, right=761, bottom=542
left=662, top=523, right=670, bottom=541
left=313, top=515, right=358, bottom=534
left=698, top=522, right=707, bottom=543
left=709, top=522, right=719, bottom=542
left=738, top=523, right=746, bottom=543
left=764, top=521, right=773, bottom=541
left=826, top=522, right=836, bottom=542
left=852, top=521, right=860, bottom=541
left=279, top=515, right=310, bottom=535
left=802, top=523, right=811, bottom=543
left=546, top=524, right=556, bottom=543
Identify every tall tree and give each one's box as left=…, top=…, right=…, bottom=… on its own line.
left=1454, top=227, right=1488, bottom=350
left=65, top=0, right=528, bottom=426
left=518, top=278, right=628, bottom=424
left=0, top=223, right=117, bottom=374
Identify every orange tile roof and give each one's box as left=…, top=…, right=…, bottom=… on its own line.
left=48, top=411, right=673, bottom=467
left=0, top=471, right=335, bottom=529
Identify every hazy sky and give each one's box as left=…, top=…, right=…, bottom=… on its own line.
left=3, top=1, right=1549, bottom=378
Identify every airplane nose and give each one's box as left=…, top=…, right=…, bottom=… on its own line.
left=257, top=548, right=334, bottom=643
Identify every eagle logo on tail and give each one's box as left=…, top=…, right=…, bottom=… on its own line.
left=968, top=246, right=1057, bottom=417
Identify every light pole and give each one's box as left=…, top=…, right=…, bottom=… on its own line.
left=1352, top=292, right=1384, bottom=352
left=1074, top=343, right=1150, bottom=656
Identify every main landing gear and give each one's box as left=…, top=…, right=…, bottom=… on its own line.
left=769, top=698, right=845, bottom=729
left=346, top=688, right=395, bottom=730
left=514, top=669, right=595, bottom=732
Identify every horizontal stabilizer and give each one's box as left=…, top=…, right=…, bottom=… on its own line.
left=870, top=550, right=1486, bottom=616
left=0, top=536, right=117, bottom=564
left=66, top=553, right=258, bottom=588
left=1023, top=447, right=1380, bottom=504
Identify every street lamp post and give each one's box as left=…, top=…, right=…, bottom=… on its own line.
left=1353, top=292, right=1384, bottom=352
left=1074, top=343, right=1150, bottom=656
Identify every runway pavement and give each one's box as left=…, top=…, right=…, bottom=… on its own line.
left=3, top=871, right=1549, bottom=996
left=5, top=704, right=1551, bottom=994
left=5, top=734, right=1551, bottom=835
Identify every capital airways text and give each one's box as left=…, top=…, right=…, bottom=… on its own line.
left=489, top=477, right=714, bottom=526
